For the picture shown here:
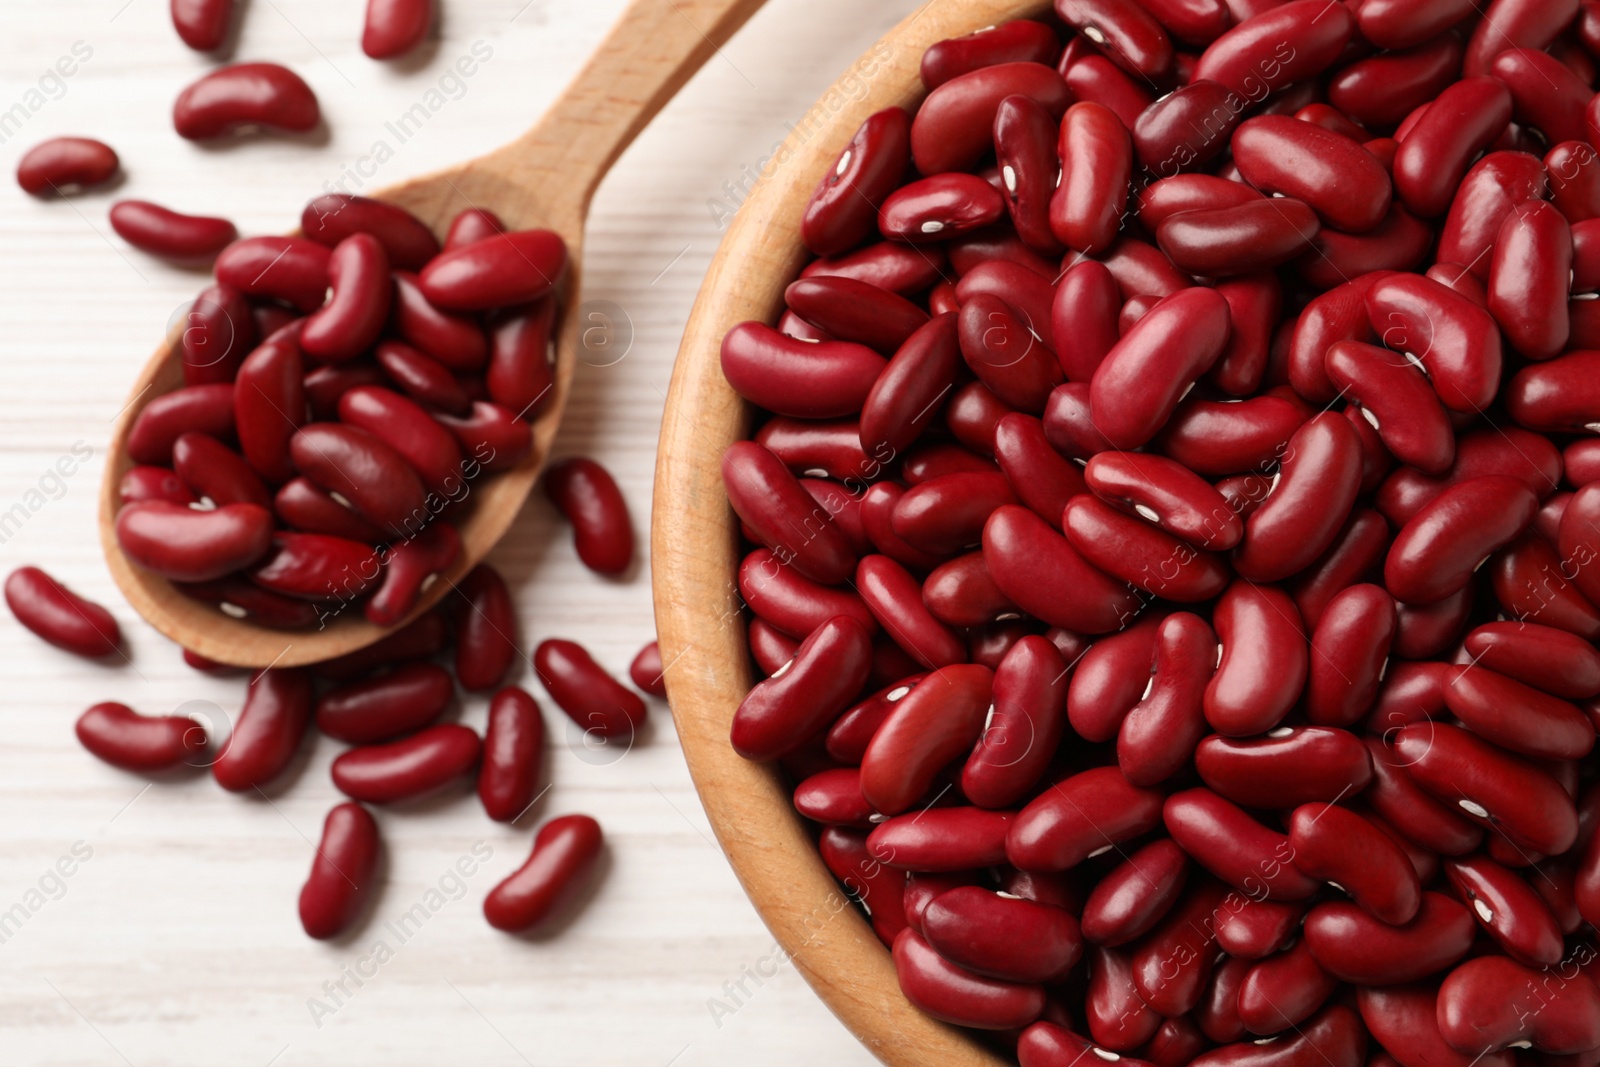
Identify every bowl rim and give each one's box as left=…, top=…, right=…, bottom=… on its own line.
left=651, top=2, right=1052, bottom=1063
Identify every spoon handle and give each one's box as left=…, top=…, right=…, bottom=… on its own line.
left=489, top=0, right=770, bottom=214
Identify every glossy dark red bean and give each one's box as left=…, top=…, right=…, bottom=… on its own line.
left=859, top=314, right=961, bottom=459
left=993, top=94, right=1063, bottom=255
left=1549, top=140, right=1600, bottom=224
left=1056, top=0, right=1174, bottom=79
left=1165, top=789, right=1318, bottom=900
left=1205, top=579, right=1306, bottom=735
left=984, top=505, right=1144, bottom=635
left=720, top=322, right=885, bottom=420
left=179, top=284, right=254, bottom=386
left=332, top=723, right=479, bottom=803
left=1236, top=938, right=1338, bottom=1035
left=1090, top=287, right=1231, bottom=450
left=110, top=200, right=236, bottom=260
left=366, top=522, right=457, bottom=627
left=215, top=237, right=331, bottom=312
left=628, top=642, right=667, bottom=700
left=910, top=62, right=1071, bottom=176
left=297, top=802, right=380, bottom=940
left=1289, top=507, right=1390, bottom=632
left=274, top=478, right=383, bottom=543
left=1233, top=116, right=1391, bottom=233
left=1080, top=839, right=1187, bottom=948
left=303, top=362, right=383, bottom=422
left=1115, top=613, right=1214, bottom=784
left=1379, top=429, right=1561, bottom=528
left=173, top=62, right=319, bottom=139
left=1052, top=261, right=1122, bottom=383
left=474, top=686, right=542, bottom=823
left=893, top=928, right=1044, bottom=1031
left=957, top=294, right=1062, bottom=413
left=785, top=276, right=927, bottom=357
left=1438, top=955, right=1600, bottom=1056
left=314, top=663, right=452, bottom=746
left=1306, top=893, right=1474, bottom=986
left=389, top=270, right=487, bottom=371
left=953, top=637, right=1062, bottom=808
left=1330, top=35, right=1464, bottom=130
left=1020, top=1022, right=1157, bottom=1067
left=417, top=229, right=566, bottom=312
left=1359, top=984, right=1516, bottom=1067
left=301, top=194, right=438, bottom=272
left=1386, top=475, right=1537, bottom=605
left=374, top=340, right=469, bottom=415
left=115, top=501, right=273, bottom=583
left=300, top=234, right=391, bottom=361
left=1487, top=201, right=1572, bottom=361
left=453, top=564, right=518, bottom=693
left=1394, top=77, right=1514, bottom=218
left=1288, top=803, right=1421, bottom=924
left=924, top=885, right=1082, bottom=984
left=1154, top=394, right=1306, bottom=478
left=1444, top=855, right=1565, bottom=967
left=993, top=413, right=1087, bottom=528
left=362, top=0, right=433, bottom=59
left=1326, top=341, right=1454, bottom=474
left=1195, top=726, right=1371, bottom=808
left=248, top=532, right=379, bottom=603
left=1130, top=878, right=1230, bottom=1017
left=290, top=422, right=427, bottom=536
left=802, top=241, right=948, bottom=294
left=213, top=668, right=312, bottom=791
left=1085, top=451, right=1239, bottom=550
left=1437, top=152, right=1549, bottom=283
left=859, top=662, right=990, bottom=814
left=923, top=21, right=1060, bottom=88
left=1442, top=664, right=1593, bottom=761
left=126, top=382, right=235, bottom=466
left=1463, top=621, right=1600, bottom=699
left=233, top=331, right=305, bottom=486
left=542, top=457, right=632, bottom=577
left=171, top=0, right=234, bottom=50
left=434, top=401, right=530, bottom=472
left=723, top=442, right=858, bottom=585
left=739, top=548, right=874, bottom=639
left=793, top=767, right=875, bottom=828
left=16, top=137, right=118, bottom=195
left=801, top=108, right=912, bottom=257
left=6, top=567, right=121, bottom=659
left=1393, top=723, right=1578, bottom=856
left=315, top=611, right=448, bottom=681
left=1086, top=945, right=1164, bottom=1051
left=857, top=554, right=967, bottom=669
left=880, top=173, right=1005, bottom=243
left=483, top=814, right=603, bottom=932
left=174, top=575, right=319, bottom=630
left=1008, top=766, right=1164, bottom=872
left=869, top=808, right=1013, bottom=872
left=1232, top=412, right=1361, bottom=581
left=820, top=827, right=908, bottom=943
left=1066, top=614, right=1161, bottom=742
left=1158, top=197, right=1321, bottom=276
left=1134, top=81, right=1244, bottom=176
left=1192, top=0, right=1353, bottom=98
left=1050, top=103, right=1133, bottom=255
left=1364, top=736, right=1484, bottom=855
left=1065, top=496, right=1230, bottom=603
left=1465, top=0, right=1581, bottom=75
left=1305, top=583, right=1395, bottom=726
left=730, top=616, right=870, bottom=762
left=1214, top=896, right=1305, bottom=960
left=76, top=702, right=206, bottom=772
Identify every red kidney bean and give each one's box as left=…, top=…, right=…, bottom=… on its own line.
left=802, top=241, right=948, bottom=294
left=315, top=663, right=451, bottom=745
left=1378, top=428, right=1562, bottom=527
left=115, top=501, right=273, bottom=583
left=76, top=702, right=206, bottom=772
left=1360, top=984, right=1517, bottom=1067
left=1287, top=272, right=1390, bottom=403
left=170, top=0, right=234, bottom=50
left=801, top=108, right=912, bottom=257
left=172, top=431, right=269, bottom=511
left=910, top=62, right=1071, bottom=176
left=1463, top=621, right=1600, bottom=699
left=1443, top=664, right=1592, bottom=761
left=1055, top=0, right=1173, bottom=80
left=1066, top=613, right=1161, bottom=742
left=1394, top=77, right=1514, bottom=218
left=922, top=552, right=1013, bottom=630
left=110, top=200, right=237, bottom=260
left=891, top=471, right=1016, bottom=558
left=476, top=686, right=543, bottom=824
left=1386, top=475, right=1537, bottom=605
left=6, top=567, right=121, bottom=659
left=825, top=676, right=921, bottom=765
left=1393, top=723, right=1578, bottom=856
left=314, top=611, right=448, bottom=682
left=859, top=314, right=961, bottom=458
left=859, top=662, right=990, bottom=814
left=304, top=363, right=383, bottom=422
left=860, top=483, right=946, bottom=572
left=923, top=886, right=1082, bottom=984
left=179, top=283, right=255, bottom=386
left=1134, top=82, right=1245, bottom=176
left=793, top=768, right=875, bottom=828
left=1008, top=766, right=1164, bottom=872
left=1549, top=141, right=1600, bottom=224
left=957, top=295, right=1063, bottom=413
left=785, top=277, right=927, bottom=357
left=1021, top=1022, right=1158, bottom=1067
left=234, top=331, right=305, bottom=486
left=1067, top=495, right=1231, bottom=603
left=452, top=564, right=518, bottom=692
left=991, top=414, right=1084, bottom=528
left=1236, top=938, right=1338, bottom=1035
left=1304, top=583, right=1394, bottom=726
left=1197, top=1005, right=1367, bottom=1067
left=1364, top=735, right=1484, bottom=855
left=1508, top=349, right=1600, bottom=433
left=483, top=813, right=603, bottom=932
left=1314, top=898, right=1472, bottom=994
left=1438, top=152, right=1550, bottom=282
left=749, top=621, right=798, bottom=675
left=1050, top=103, right=1133, bottom=255
left=444, top=208, right=504, bottom=252
left=1492, top=47, right=1591, bottom=149
left=722, top=442, right=857, bottom=585
left=739, top=548, right=874, bottom=638
left=297, top=802, right=380, bottom=940
left=857, top=555, right=967, bottom=668
left=173, top=62, right=319, bottom=139
left=16, top=137, right=118, bottom=196
left=1080, top=839, right=1187, bottom=947
left=1288, top=803, right=1421, bottom=925
left=417, top=229, right=567, bottom=313
left=1208, top=272, right=1279, bottom=396
left=1051, top=261, right=1122, bottom=383
left=289, top=422, right=427, bottom=537
left=628, top=642, right=666, bottom=700
left=1444, top=855, right=1565, bottom=967
left=126, top=382, right=236, bottom=466
left=375, top=340, right=469, bottom=415
left=362, top=0, right=433, bottom=59
left=1466, top=0, right=1581, bottom=75
left=275, top=478, right=384, bottom=543
left=332, top=723, right=479, bottom=804
left=1077, top=949, right=1160, bottom=1052
left=1090, top=287, right=1231, bottom=450
left=1128, top=876, right=1229, bottom=1018
left=175, top=575, right=319, bottom=630
left=1560, top=483, right=1600, bottom=608
left=893, top=928, right=1043, bottom=1031
left=435, top=401, right=531, bottom=472
left=758, top=417, right=876, bottom=483
left=1195, top=726, right=1372, bottom=808
left=1289, top=507, right=1390, bottom=631
left=1165, top=789, right=1319, bottom=900
left=301, top=194, right=438, bottom=272
left=923, top=21, right=1060, bottom=88
left=984, top=505, right=1144, bottom=635
left=300, top=235, right=391, bottom=362
left=1297, top=203, right=1434, bottom=293
left=1232, top=116, right=1392, bottom=233
left=879, top=173, right=1004, bottom=243
left=1206, top=579, right=1307, bottom=736
left=720, top=322, right=885, bottom=421
left=1326, top=341, right=1453, bottom=474
left=1155, top=394, right=1306, bottom=478
left=730, top=616, right=870, bottom=762
left=542, top=457, right=632, bottom=577
left=1331, top=36, right=1464, bottom=130
left=1214, top=896, right=1305, bottom=960
left=1158, top=197, right=1321, bottom=277
left=1086, top=451, right=1240, bottom=551
left=820, top=827, right=908, bottom=943
left=870, top=808, right=1013, bottom=872
left=215, top=237, right=331, bottom=312
left=993, top=95, right=1063, bottom=255
left=212, top=668, right=312, bottom=791
left=1355, top=0, right=1474, bottom=47
left=389, top=271, right=487, bottom=372
left=1197, top=954, right=1251, bottom=1042
left=1487, top=201, right=1572, bottom=361
left=1438, top=955, right=1600, bottom=1056
left=367, top=522, right=457, bottom=626
left=956, top=636, right=1065, bottom=808
left=249, top=532, right=379, bottom=602
left=1192, top=0, right=1353, bottom=98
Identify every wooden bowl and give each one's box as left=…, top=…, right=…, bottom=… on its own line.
left=653, top=2, right=1049, bottom=1063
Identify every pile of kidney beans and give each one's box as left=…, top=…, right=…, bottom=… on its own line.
left=721, top=2, right=1600, bottom=1065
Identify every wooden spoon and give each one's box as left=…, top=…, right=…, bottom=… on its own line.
left=653, top=2, right=1047, bottom=1064
left=101, top=0, right=767, bottom=669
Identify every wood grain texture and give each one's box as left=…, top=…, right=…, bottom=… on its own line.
left=653, top=2, right=1050, bottom=1064
left=99, top=0, right=768, bottom=669
left=0, top=0, right=931, bottom=1062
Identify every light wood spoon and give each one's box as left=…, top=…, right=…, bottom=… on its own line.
left=101, top=0, right=767, bottom=669
left=654, top=1, right=1049, bottom=1064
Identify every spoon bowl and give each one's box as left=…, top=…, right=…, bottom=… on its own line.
left=101, top=0, right=766, bottom=668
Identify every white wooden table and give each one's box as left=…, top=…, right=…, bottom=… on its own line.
left=0, top=1, right=923, bottom=1062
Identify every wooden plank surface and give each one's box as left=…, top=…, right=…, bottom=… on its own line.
left=0, top=0, right=920, bottom=1062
